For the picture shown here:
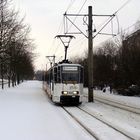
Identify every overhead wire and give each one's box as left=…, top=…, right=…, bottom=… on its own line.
left=66, top=0, right=88, bottom=33
left=53, top=0, right=132, bottom=62
left=96, top=21, right=139, bottom=49
left=111, top=20, right=114, bottom=36
left=61, top=0, right=89, bottom=58
left=65, top=0, right=76, bottom=13
left=68, top=36, right=87, bottom=56
left=52, top=0, right=79, bottom=60
left=114, top=0, right=132, bottom=15
left=116, top=14, right=120, bottom=34
left=93, top=0, right=132, bottom=39
left=64, top=0, right=76, bottom=34
left=114, top=0, right=131, bottom=34
left=54, top=0, right=89, bottom=62
left=48, top=18, right=64, bottom=56
left=54, top=42, right=62, bottom=55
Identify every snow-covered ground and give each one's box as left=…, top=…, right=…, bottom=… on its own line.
left=84, top=88, right=140, bottom=108
left=83, top=88, right=140, bottom=140
left=0, top=79, right=9, bottom=90
left=0, top=81, right=94, bottom=140
left=0, top=80, right=140, bottom=140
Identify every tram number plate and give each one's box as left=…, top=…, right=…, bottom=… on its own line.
left=72, top=96, right=75, bottom=98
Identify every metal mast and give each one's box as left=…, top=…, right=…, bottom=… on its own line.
left=88, top=6, right=93, bottom=102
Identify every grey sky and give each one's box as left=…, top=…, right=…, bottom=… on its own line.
left=13, top=0, right=140, bottom=70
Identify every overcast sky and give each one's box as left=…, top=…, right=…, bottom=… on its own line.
left=13, top=0, right=140, bottom=70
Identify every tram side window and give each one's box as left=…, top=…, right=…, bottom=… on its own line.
left=50, top=69, right=53, bottom=81
left=54, top=67, right=57, bottom=83
left=57, top=66, right=61, bottom=83
left=46, top=72, right=50, bottom=84
left=80, top=67, right=84, bottom=83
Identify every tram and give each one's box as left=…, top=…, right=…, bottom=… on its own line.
left=46, top=60, right=84, bottom=104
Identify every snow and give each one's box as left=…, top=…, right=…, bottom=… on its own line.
left=0, top=79, right=9, bottom=90
left=0, top=81, right=94, bottom=140
left=81, top=102, right=140, bottom=140
left=82, top=88, right=140, bottom=140
left=64, top=107, right=130, bottom=140
left=0, top=80, right=140, bottom=140
left=84, top=88, right=140, bottom=108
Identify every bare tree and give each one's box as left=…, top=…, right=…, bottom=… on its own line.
left=0, top=0, right=35, bottom=89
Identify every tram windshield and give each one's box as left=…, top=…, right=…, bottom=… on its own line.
left=62, top=66, right=79, bottom=83
left=62, top=72, right=79, bottom=83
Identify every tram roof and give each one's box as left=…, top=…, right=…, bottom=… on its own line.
left=56, top=63, right=82, bottom=67
left=47, top=63, right=83, bottom=72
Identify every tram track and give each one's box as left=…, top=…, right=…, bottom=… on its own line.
left=62, top=106, right=99, bottom=140
left=77, top=106, right=136, bottom=140
left=94, top=95, right=140, bottom=114
left=62, top=106, right=133, bottom=140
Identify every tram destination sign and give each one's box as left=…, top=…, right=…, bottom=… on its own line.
left=63, top=66, right=78, bottom=71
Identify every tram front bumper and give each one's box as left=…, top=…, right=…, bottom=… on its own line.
left=60, top=95, right=80, bottom=104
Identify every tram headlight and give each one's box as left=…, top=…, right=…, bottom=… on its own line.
left=73, top=91, right=79, bottom=95
left=62, top=91, right=68, bottom=95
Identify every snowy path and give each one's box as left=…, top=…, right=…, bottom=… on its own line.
left=0, top=81, right=94, bottom=140
left=0, top=81, right=140, bottom=140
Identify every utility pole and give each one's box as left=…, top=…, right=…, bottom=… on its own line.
left=64, top=6, right=117, bottom=102
left=88, top=6, right=93, bottom=102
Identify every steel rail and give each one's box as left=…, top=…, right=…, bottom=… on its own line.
left=62, top=106, right=100, bottom=140
left=78, top=106, right=134, bottom=140
left=94, top=96, right=140, bottom=114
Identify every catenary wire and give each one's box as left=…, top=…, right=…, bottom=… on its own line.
left=66, top=0, right=88, bottom=33
left=53, top=0, right=88, bottom=61
left=65, top=0, right=76, bottom=13
left=47, top=18, right=64, bottom=56
left=53, top=0, right=132, bottom=62
left=96, top=21, right=139, bottom=49
left=93, top=0, right=132, bottom=39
